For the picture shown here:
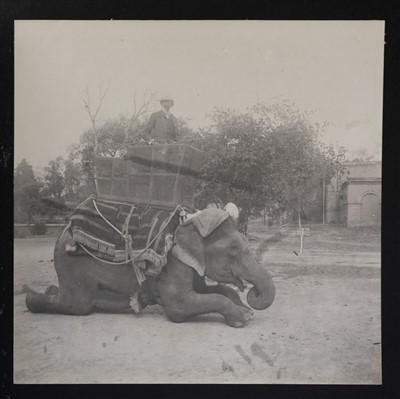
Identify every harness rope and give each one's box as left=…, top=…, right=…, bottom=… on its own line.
left=77, top=243, right=133, bottom=265
left=75, top=201, right=182, bottom=269
left=92, top=197, right=126, bottom=237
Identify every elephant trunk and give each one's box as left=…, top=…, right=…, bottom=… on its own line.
left=241, top=254, right=276, bottom=310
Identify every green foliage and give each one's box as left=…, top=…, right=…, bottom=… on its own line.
left=43, top=156, right=65, bottom=200
left=30, top=221, right=48, bottom=235
left=80, top=115, right=132, bottom=158
left=196, top=108, right=269, bottom=212
left=196, top=101, right=346, bottom=219
left=61, top=143, right=96, bottom=203
left=16, top=99, right=346, bottom=227
left=14, top=159, right=43, bottom=223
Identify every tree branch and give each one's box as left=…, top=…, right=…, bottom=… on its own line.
left=123, top=89, right=157, bottom=144
left=83, top=82, right=110, bottom=156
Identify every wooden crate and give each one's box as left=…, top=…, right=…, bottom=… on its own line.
left=95, top=144, right=203, bottom=209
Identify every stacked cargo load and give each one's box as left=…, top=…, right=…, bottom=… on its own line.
left=94, top=144, right=203, bottom=209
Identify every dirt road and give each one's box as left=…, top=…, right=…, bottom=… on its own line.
left=13, top=223, right=381, bottom=384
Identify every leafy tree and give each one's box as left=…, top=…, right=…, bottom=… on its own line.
left=79, top=114, right=143, bottom=158
left=61, top=143, right=96, bottom=203
left=14, top=159, right=43, bottom=223
left=196, top=101, right=345, bottom=230
left=42, top=156, right=65, bottom=200
left=196, top=108, right=270, bottom=215
left=254, top=103, right=346, bottom=219
left=63, top=150, right=94, bottom=203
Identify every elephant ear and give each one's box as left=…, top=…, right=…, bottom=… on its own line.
left=171, top=209, right=230, bottom=276
left=171, top=222, right=206, bottom=276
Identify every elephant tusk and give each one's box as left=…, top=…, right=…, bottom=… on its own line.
left=230, top=271, right=245, bottom=292
left=234, top=278, right=245, bottom=292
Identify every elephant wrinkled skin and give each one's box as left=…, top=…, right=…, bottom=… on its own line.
left=25, top=209, right=275, bottom=327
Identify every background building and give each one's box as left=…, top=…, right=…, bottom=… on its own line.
left=326, top=161, right=381, bottom=227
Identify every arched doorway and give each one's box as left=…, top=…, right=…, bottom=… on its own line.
left=361, top=193, right=380, bottom=224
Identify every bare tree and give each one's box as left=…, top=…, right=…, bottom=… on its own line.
left=123, top=89, right=158, bottom=145
left=82, top=86, right=158, bottom=156
left=83, top=82, right=110, bottom=155
left=131, top=89, right=157, bottom=124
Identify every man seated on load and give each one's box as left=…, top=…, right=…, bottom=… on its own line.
left=142, top=94, right=178, bottom=144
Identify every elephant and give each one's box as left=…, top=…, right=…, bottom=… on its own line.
left=25, top=207, right=275, bottom=328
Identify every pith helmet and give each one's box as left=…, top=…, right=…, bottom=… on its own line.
left=159, top=93, right=174, bottom=103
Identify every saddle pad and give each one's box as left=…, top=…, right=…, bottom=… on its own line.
left=68, top=198, right=180, bottom=270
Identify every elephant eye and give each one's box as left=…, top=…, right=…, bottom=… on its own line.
left=230, top=242, right=241, bottom=255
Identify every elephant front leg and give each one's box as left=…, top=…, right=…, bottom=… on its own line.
left=208, top=285, right=253, bottom=315
left=158, top=260, right=253, bottom=327
left=159, top=279, right=252, bottom=327
left=163, top=290, right=253, bottom=327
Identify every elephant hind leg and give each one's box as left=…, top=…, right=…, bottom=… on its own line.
left=23, top=285, right=60, bottom=313
left=25, top=288, right=93, bottom=315
left=93, top=289, right=135, bottom=313
left=26, top=291, right=57, bottom=313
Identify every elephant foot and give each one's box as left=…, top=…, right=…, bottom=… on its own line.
left=243, top=306, right=254, bottom=315
left=225, top=306, right=253, bottom=328
left=45, top=285, right=59, bottom=295
left=226, top=319, right=246, bottom=328
left=26, top=292, right=49, bottom=313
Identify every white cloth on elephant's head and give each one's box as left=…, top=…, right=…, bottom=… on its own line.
left=224, top=202, right=239, bottom=220
left=186, top=208, right=230, bottom=237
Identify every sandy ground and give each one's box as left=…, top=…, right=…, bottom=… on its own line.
left=13, top=222, right=381, bottom=384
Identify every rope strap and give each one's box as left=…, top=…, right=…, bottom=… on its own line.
left=73, top=201, right=182, bottom=282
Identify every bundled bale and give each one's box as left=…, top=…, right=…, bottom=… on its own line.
left=95, top=144, right=203, bottom=209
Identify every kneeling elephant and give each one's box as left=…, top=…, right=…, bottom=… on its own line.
left=25, top=208, right=275, bottom=327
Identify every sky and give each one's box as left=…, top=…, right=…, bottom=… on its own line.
left=14, top=20, right=385, bottom=171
